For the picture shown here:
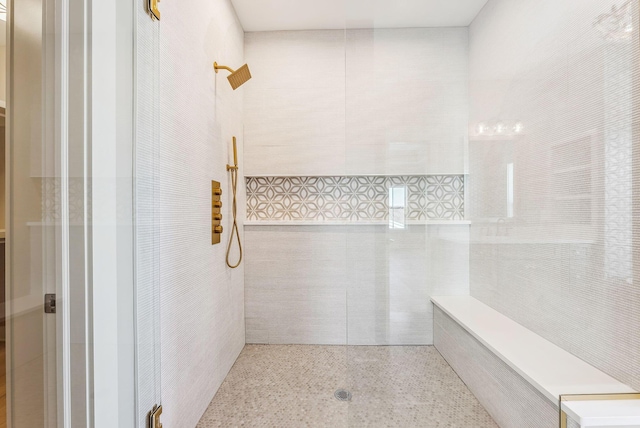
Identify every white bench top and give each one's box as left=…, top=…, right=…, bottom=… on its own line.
left=431, top=296, right=639, bottom=427
left=563, top=400, right=640, bottom=427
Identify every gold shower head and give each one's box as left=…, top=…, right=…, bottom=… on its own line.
left=214, top=62, right=252, bottom=90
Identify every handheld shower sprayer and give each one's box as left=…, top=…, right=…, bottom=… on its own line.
left=226, top=137, right=243, bottom=268
left=229, top=137, right=238, bottom=170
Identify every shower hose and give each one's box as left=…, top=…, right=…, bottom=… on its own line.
left=226, top=164, right=243, bottom=268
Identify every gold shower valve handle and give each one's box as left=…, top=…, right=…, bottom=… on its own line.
left=212, top=180, right=223, bottom=245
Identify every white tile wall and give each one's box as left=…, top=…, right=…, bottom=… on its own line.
left=244, top=28, right=469, bottom=176
left=469, top=0, right=640, bottom=391
left=345, top=28, right=469, bottom=175
left=245, top=225, right=469, bottom=345
left=136, top=0, right=246, bottom=427
left=244, top=30, right=347, bottom=176
left=242, top=27, right=470, bottom=348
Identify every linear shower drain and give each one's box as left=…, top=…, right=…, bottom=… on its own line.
left=334, top=389, right=352, bottom=401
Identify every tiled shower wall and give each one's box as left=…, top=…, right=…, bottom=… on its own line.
left=243, top=27, right=470, bottom=345
left=245, top=224, right=470, bottom=345
left=468, top=0, right=640, bottom=391
left=136, top=0, right=246, bottom=426
left=243, top=28, right=469, bottom=176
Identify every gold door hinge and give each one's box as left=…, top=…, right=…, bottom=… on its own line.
left=150, top=405, right=163, bottom=428
left=148, top=0, right=160, bottom=21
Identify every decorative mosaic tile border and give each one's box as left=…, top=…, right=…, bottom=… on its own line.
left=246, top=176, right=464, bottom=222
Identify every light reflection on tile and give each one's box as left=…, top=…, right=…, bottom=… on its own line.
left=468, top=0, right=640, bottom=391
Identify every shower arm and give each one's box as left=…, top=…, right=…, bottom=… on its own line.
left=214, top=62, right=235, bottom=74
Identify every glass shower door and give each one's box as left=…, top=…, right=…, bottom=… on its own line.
left=6, top=0, right=159, bottom=425
left=342, top=8, right=480, bottom=425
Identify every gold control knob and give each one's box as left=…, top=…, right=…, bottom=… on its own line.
left=213, top=213, right=223, bottom=221
left=213, top=200, right=223, bottom=208
left=213, top=188, right=222, bottom=196
left=213, top=225, right=223, bottom=234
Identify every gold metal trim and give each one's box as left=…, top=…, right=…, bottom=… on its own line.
left=559, top=393, right=640, bottom=428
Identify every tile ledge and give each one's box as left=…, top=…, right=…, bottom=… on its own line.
left=244, top=220, right=470, bottom=226
left=244, top=173, right=468, bottom=177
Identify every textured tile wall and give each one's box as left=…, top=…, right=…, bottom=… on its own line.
left=245, top=225, right=469, bottom=345
left=244, top=28, right=468, bottom=176
left=469, top=0, right=640, bottom=391
left=246, top=176, right=464, bottom=222
left=243, top=29, right=470, bottom=352
left=135, top=0, right=246, bottom=427
left=244, top=30, right=346, bottom=176
left=345, top=29, right=469, bottom=176
left=434, top=307, right=560, bottom=427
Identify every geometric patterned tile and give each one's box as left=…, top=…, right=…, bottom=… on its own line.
left=246, top=176, right=464, bottom=222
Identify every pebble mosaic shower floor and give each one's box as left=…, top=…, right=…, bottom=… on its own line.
left=197, top=345, right=497, bottom=427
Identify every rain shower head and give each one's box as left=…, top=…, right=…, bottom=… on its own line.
left=214, top=62, right=252, bottom=90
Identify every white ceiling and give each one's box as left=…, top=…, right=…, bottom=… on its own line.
left=231, top=0, right=489, bottom=32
